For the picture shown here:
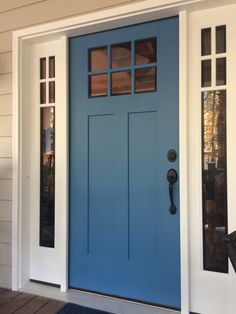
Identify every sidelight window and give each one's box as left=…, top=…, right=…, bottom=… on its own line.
left=201, top=25, right=228, bottom=273
left=39, top=56, right=56, bottom=248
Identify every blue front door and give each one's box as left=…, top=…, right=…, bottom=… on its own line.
left=69, top=17, right=180, bottom=309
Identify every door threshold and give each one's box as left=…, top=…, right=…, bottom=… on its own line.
left=20, top=281, right=180, bottom=314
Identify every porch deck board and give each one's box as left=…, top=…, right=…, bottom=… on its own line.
left=0, top=290, right=20, bottom=307
left=14, top=296, right=51, bottom=314
left=0, top=289, right=65, bottom=314
left=35, top=299, right=65, bottom=314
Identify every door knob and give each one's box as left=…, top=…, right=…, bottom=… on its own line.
left=167, top=169, right=178, bottom=215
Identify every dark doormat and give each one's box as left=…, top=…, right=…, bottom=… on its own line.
left=57, top=303, right=113, bottom=314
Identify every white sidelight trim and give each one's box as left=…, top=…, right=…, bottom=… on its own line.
left=29, top=38, right=68, bottom=288
left=12, top=34, right=20, bottom=291
left=57, top=36, right=69, bottom=292
left=188, top=4, right=236, bottom=313
left=179, top=11, right=189, bottom=314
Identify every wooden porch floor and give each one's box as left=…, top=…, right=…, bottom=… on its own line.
left=0, top=288, right=65, bottom=313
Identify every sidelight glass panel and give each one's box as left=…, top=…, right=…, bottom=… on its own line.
left=40, top=107, right=55, bottom=248
left=40, top=82, right=46, bottom=104
left=201, top=28, right=211, bottom=56
left=40, top=58, right=46, bottom=79
left=49, top=56, right=55, bottom=78
left=135, top=38, right=156, bottom=65
left=89, top=74, right=108, bottom=97
left=111, top=71, right=131, bottom=95
left=216, top=58, right=226, bottom=86
left=49, top=81, right=55, bottom=103
left=89, top=47, right=108, bottom=72
left=111, top=42, right=131, bottom=69
left=201, top=60, right=211, bottom=87
left=135, top=67, right=156, bottom=93
left=202, top=90, right=228, bottom=273
left=216, top=25, right=226, bottom=54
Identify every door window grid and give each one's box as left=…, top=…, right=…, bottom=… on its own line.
left=201, top=25, right=228, bottom=273
left=39, top=56, right=56, bottom=248
left=201, top=26, right=226, bottom=89
left=88, top=37, right=157, bottom=97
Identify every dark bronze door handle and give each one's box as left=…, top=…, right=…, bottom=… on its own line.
left=167, top=169, right=178, bottom=215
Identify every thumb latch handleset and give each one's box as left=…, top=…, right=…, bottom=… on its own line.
left=167, top=169, right=178, bottom=215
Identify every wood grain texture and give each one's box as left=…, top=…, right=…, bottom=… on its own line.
left=0, top=292, right=35, bottom=313
left=14, top=296, right=50, bottom=314
left=0, top=290, right=19, bottom=306
left=0, top=290, right=65, bottom=314
left=36, top=299, right=65, bottom=314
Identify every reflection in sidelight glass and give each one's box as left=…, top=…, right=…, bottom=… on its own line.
left=40, top=58, right=46, bottom=79
left=49, top=56, right=55, bottom=78
left=40, top=107, right=55, bottom=248
left=216, top=25, right=226, bottom=54
left=112, top=42, right=131, bottom=69
left=89, top=74, right=108, bottom=97
left=201, top=60, right=211, bottom=87
left=89, top=47, right=108, bottom=72
left=135, top=67, right=156, bottom=93
left=135, top=38, right=156, bottom=65
left=49, top=81, right=55, bottom=103
left=111, top=71, right=131, bottom=95
left=201, top=28, right=211, bottom=56
left=202, top=90, right=228, bottom=273
left=216, top=58, right=226, bottom=86
left=40, top=82, right=46, bottom=104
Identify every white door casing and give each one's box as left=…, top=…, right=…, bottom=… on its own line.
left=13, top=9, right=188, bottom=311
left=188, top=4, right=236, bottom=314
left=13, top=1, right=236, bottom=313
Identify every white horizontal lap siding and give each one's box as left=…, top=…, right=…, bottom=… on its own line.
left=0, top=138, right=12, bottom=158
left=0, top=265, right=11, bottom=287
left=0, top=32, right=13, bottom=54
left=0, top=243, right=11, bottom=265
left=0, top=0, right=139, bottom=33
left=0, top=94, right=12, bottom=115
left=0, top=74, right=12, bottom=95
left=0, top=18, right=12, bottom=288
left=0, top=201, right=12, bottom=222
left=0, top=0, right=49, bottom=13
left=0, top=52, right=12, bottom=75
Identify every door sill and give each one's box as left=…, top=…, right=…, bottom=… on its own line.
left=20, top=281, right=180, bottom=314
left=70, top=286, right=180, bottom=312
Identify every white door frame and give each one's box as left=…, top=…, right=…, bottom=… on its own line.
left=12, top=0, right=199, bottom=312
